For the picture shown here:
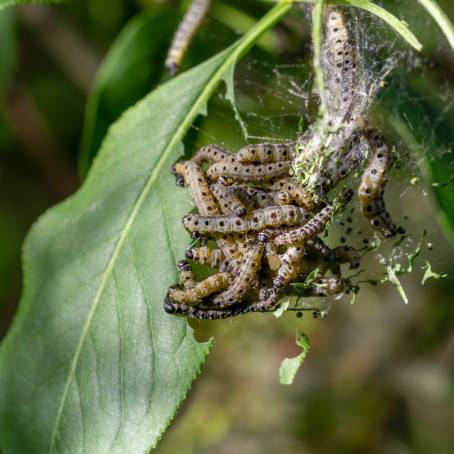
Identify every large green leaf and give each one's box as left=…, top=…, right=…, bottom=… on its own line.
left=0, top=2, right=292, bottom=453
left=79, top=11, right=178, bottom=176
left=0, top=0, right=64, bottom=10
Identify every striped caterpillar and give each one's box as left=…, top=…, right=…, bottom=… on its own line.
left=206, top=161, right=292, bottom=182
left=236, top=142, right=295, bottom=164
left=274, top=189, right=353, bottom=247
left=167, top=272, right=231, bottom=305
left=183, top=205, right=312, bottom=235
left=172, top=161, right=220, bottom=216
left=358, top=131, right=397, bottom=237
left=325, top=7, right=356, bottom=118
left=191, top=144, right=237, bottom=165
left=165, top=0, right=212, bottom=74
left=164, top=290, right=278, bottom=320
left=212, top=245, right=264, bottom=308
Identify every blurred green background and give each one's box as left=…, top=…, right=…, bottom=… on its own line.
left=1, top=0, right=454, bottom=452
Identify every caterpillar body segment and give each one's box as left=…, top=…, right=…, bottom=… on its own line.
left=206, top=161, right=292, bottom=182
left=164, top=291, right=278, bottom=320
left=236, top=142, right=296, bottom=164
left=306, top=237, right=341, bottom=275
left=165, top=0, right=212, bottom=74
left=212, top=245, right=264, bottom=308
left=334, top=246, right=361, bottom=269
left=242, top=187, right=276, bottom=209
left=172, top=161, right=220, bottom=216
left=191, top=144, right=236, bottom=165
left=167, top=272, right=231, bottom=305
left=183, top=205, right=312, bottom=235
left=178, top=260, right=197, bottom=289
left=266, top=178, right=318, bottom=211
left=325, top=7, right=356, bottom=118
left=306, top=278, right=347, bottom=297
left=185, top=246, right=225, bottom=268
left=273, top=246, right=320, bottom=289
left=274, top=189, right=353, bottom=247
left=358, top=131, right=397, bottom=237
left=323, top=143, right=364, bottom=190
left=210, top=182, right=248, bottom=217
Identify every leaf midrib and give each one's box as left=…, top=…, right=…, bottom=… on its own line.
left=47, top=2, right=291, bottom=451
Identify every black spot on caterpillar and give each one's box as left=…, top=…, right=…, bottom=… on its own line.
left=358, top=131, right=397, bottom=237
left=178, top=260, right=196, bottom=289
left=191, top=144, right=236, bottom=165
left=206, top=161, right=292, bottom=182
left=167, top=272, right=231, bottom=305
left=185, top=246, right=225, bottom=268
left=183, top=205, right=312, bottom=235
left=210, top=181, right=248, bottom=217
left=172, top=161, right=220, bottom=216
left=165, top=0, right=212, bottom=74
left=236, top=142, right=295, bottom=164
left=274, top=189, right=353, bottom=246
left=212, top=245, right=264, bottom=308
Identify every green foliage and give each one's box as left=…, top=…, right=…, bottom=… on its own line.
left=422, top=261, right=448, bottom=284
left=0, top=0, right=64, bottom=10
left=417, top=0, right=454, bottom=52
left=279, top=334, right=311, bottom=385
left=79, top=11, right=178, bottom=176
left=0, top=3, right=292, bottom=452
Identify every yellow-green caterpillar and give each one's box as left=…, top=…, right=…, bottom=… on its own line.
left=167, top=272, right=231, bottom=305
left=165, top=0, right=212, bottom=74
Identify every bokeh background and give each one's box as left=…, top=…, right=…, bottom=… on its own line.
left=1, top=1, right=454, bottom=452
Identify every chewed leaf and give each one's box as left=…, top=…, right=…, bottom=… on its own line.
left=422, top=261, right=448, bottom=285
left=0, top=3, right=292, bottom=452
left=279, top=334, right=311, bottom=385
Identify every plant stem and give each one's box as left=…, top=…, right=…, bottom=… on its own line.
left=416, top=0, right=454, bottom=52
left=312, top=0, right=327, bottom=116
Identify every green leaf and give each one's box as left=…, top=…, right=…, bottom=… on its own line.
left=279, top=334, right=311, bottom=385
left=333, top=0, right=423, bottom=51
left=265, top=0, right=423, bottom=51
left=0, top=3, right=292, bottom=453
left=416, top=0, right=454, bottom=52
left=422, top=261, right=448, bottom=285
left=79, top=11, right=178, bottom=177
left=0, top=0, right=64, bottom=10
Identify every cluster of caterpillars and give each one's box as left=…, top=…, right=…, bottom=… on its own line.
left=164, top=6, right=398, bottom=319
